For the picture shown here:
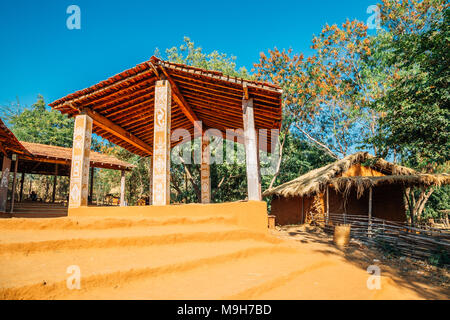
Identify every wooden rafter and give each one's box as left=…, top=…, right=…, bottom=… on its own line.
left=148, top=61, right=202, bottom=132
left=50, top=56, right=282, bottom=157
left=82, top=107, right=153, bottom=156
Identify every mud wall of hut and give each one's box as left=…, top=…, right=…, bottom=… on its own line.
left=270, top=184, right=406, bottom=226
left=327, top=184, right=406, bottom=222
left=270, top=195, right=313, bottom=225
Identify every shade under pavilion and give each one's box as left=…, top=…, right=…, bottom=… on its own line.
left=49, top=56, right=283, bottom=208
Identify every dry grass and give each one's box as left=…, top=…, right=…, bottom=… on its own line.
left=263, top=152, right=449, bottom=198
left=331, top=174, right=450, bottom=199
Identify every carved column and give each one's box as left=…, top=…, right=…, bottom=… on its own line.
left=242, top=98, right=261, bottom=201
left=0, top=156, right=11, bottom=212
left=152, top=80, right=171, bottom=205
left=201, top=133, right=211, bottom=204
left=68, top=114, right=93, bottom=208
left=120, top=170, right=126, bottom=206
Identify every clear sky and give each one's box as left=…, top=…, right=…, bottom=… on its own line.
left=0, top=0, right=375, bottom=109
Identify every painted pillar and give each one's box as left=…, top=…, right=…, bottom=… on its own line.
left=242, top=98, right=261, bottom=201
left=200, top=133, right=211, bottom=204
left=152, top=80, right=171, bottom=206
left=10, top=156, right=18, bottom=213
left=148, top=157, right=153, bottom=205
left=19, top=172, right=25, bottom=202
left=120, top=170, right=126, bottom=206
left=68, top=114, right=93, bottom=208
left=0, top=156, right=11, bottom=212
left=52, top=164, right=58, bottom=203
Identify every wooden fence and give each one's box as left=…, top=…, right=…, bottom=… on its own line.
left=320, top=213, right=450, bottom=265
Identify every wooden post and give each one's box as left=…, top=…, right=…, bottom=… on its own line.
left=301, top=197, right=304, bottom=224
left=326, top=185, right=330, bottom=225
left=120, top=170, right=126, bottom=206
left=52, top=164, right=58, bottom=203
left=200, top=133, right=211, bottom=204
left=10, top=156, right=18, bottom=213
left=152, top=80, right=171, bottom=206
left=89, top=166, right=94, bottom=204
left=368, top=187, right=373, bottom=238
left=68, top=114, right=93, bottom=208
left=19, top=172, right=25, bottom=202
left=242, top=98, right=261, bottom=201
left=0, top=156, right=11, bottom=212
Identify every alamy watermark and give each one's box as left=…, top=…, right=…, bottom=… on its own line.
left=366, top=264, right=381, bottom=290
left=170, top=121, right=280, bottom=177
left=366, top=5, right=381, bottom=30
left=66, top=5, right=81, bottom=30
left=66, top=265, right=81, bottom=290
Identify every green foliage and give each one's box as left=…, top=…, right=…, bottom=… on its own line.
left=368, top=6, right=449, bottom=171
left=423, top=185, right=450, bottom=219
left=428, top=245, right=450, bottom=267
left=262, top=133, right=334, bottom=188
left=6, top=95, right=74, bottom=147
left=162, top=37, right=252, bottom=79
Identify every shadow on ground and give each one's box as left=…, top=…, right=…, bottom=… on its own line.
left=276, top=224, right=450, bottom=300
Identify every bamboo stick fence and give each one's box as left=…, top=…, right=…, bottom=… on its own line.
left=320, top=213, right=450, bottom=265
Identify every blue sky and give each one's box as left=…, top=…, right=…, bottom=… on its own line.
left=0, top=0, right=375, bottom=109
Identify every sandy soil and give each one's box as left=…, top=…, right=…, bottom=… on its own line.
left=0, top=217, right=448, bottom=300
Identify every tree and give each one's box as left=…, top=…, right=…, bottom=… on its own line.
left=368, top=1, right=449, bottom=223
left=370, top=5, right=449, bottom=171
left=162, top=37, right=252, bottom=79
left=6, top=95, right=74, bottom=147
left=254, top=20, right=376, bottom=161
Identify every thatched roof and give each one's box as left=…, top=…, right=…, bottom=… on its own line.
left=331, top=174, right=450, bottom=199
left=263, top=152, right=418, bottom=198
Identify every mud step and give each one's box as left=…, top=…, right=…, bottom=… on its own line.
left=0, top=216, right=235, bottom=231
left=0, top=240, right=283, bottom=290
left=0, top=245, right=303, bottom=299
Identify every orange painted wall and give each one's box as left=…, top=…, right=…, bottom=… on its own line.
left=69, top=201, right=268, bottom=233
left=341, top=164, right=385, bottom=178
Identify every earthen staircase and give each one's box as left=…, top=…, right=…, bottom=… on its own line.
left=0, top=211, right=425, bottom=299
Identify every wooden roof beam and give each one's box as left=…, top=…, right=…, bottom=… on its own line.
left=81, top=107, right=153, bottom=156
left=148, top=61, right=202, bottom=133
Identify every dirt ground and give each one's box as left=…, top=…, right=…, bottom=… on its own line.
left=0, top=217, right=448, bottom=300
left=274, top=224, right=450, bottom=299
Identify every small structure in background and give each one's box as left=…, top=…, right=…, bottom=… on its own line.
left=0, top=118, right=135, bottom=215
left=263, top=152, right=449, bottom=226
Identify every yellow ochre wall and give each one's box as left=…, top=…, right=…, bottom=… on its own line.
left=69, top=201, right=268, bottom=233
left=341, top=164, right=385, bottom=177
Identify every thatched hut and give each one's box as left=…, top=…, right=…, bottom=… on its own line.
left=263, top=152, right=449, bottom=225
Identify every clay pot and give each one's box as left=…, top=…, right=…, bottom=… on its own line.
left=334, top=224, right=351, bottom=248
left=268, top=215, right=276, bottom=229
